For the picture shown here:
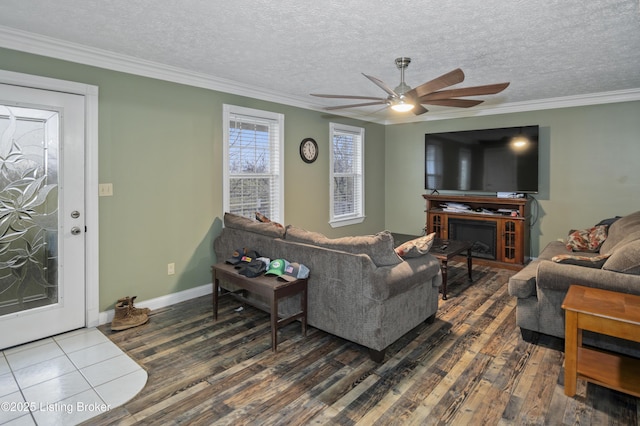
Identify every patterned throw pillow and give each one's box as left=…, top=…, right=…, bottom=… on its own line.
left=551, top=253, right=611, bottom=268
left=395, top=233, right=436, bottom=258
left=565, top=225, right=608, bottom=252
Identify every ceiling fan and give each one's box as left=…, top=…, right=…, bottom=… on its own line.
left=311, top=57, right=510, bottom=116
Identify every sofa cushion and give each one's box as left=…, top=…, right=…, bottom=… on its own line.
left=224, top=212, right=286, bottom=238
left=395, top=233, right=436, bottom=258
left=602, top=239, right=640, bottom=275
left=565, top=225, right=608, bottom=252
left=600, top=229, right=640, bottom=257
left=285, top=225, right=403, bottom=267
left=536, top=240, right=573, bottom=261
left=551, top=253, right=610, bottom=268
left=600, top=210, right=640, bottom=254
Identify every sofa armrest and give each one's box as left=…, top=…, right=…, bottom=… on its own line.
left=368, top=255, right=442, bottom=300
left=402, top=255, right=443, bottom=289
left=508, top=260, right=539, bottom=299
left=537, top=260, right=640, bottom=296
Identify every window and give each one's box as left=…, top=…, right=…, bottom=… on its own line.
left=223, top=105, right=284, bottom=222
left=330, top=123, right=365, bottom=227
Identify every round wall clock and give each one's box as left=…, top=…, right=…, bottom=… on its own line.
left=300, top=138, right=318, bottom=163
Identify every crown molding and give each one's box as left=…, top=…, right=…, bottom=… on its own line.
left=0, top=25, right=314, bottom=110
left=383, top=88, right=640, bottom=124
left=2, top=25, right=639, bottom=126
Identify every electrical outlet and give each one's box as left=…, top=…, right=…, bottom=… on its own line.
left=168, top=262, right=175, bottom=275
left=99, top=183, right=113, bottom=197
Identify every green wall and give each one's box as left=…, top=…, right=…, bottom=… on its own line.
left=384, top=101, right=640, bottom=256
left=0, top=48, right=386, bottom=311
left=3, top=47, right=639, bottom=312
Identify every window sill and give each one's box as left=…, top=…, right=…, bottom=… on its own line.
left=329, top=215, right=365, bottom=228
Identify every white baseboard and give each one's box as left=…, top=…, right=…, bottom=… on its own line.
left=98, top=283, right=213, bottom=325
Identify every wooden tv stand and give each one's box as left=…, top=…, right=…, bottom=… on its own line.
left=423, top=194, right=531, bottom=268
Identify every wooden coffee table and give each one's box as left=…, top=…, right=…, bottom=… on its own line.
left=212, top=263, right=308, bottom=352
left=430, top=238, right=473, bottom=300
left=562, top=285, right=640, bottom=397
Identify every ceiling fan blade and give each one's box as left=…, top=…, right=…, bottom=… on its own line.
left=420, top=82, right=510, bottom=101
left=420, top=98, right=484, bottom=108
left=406, top=68, right=465, bottom=99
left=362, top=73, right=399, bottom=97
left=324, top=101, right=387, bottom=110
left=412, top=104, right=429, bottom=115
left=311, top=94, right=386, bottom=101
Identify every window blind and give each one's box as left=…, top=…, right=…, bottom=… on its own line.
left=330, top=123, right=364, bottom=225
left=224, top=106, right=283, bottom=222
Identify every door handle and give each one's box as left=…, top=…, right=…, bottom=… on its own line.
left=71, top=227, right=82, bottom=235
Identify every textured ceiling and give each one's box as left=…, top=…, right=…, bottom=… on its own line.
left=1, top=0, right=639, bottom=123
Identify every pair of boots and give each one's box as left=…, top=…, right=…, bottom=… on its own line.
left=111, top=296, right=150, bottom=331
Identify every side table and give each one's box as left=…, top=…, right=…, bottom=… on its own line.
left=562, top=285, right=640, bottom=397
left=212, top=263, right=308, bottom=352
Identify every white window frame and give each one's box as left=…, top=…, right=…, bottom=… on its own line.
left=329, top=122, right=365, bottom=227
left=222, top=104, right=284, bottom=223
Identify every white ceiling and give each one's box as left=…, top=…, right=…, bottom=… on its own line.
left=1, top=0, right=639, bottom=123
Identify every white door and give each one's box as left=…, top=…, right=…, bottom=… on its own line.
left=0, top=84, right=86, bottom=349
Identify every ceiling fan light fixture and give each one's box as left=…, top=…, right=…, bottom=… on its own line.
left=312, top=57, right=509, bottom=117
left=390, top=98, right=414, bottom=112
left=390, top=58, right=415, bottom=112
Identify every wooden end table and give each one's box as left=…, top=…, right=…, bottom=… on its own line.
left=430, top=238, right=473, bottom=300
left=212, top=263, right=308, bottom=352
left=562, top=285, right=640, bottom=397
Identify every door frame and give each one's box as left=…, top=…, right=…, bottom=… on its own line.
left=0, top=69, right=100, bottom=328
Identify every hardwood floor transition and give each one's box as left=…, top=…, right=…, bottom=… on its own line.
left=88, top=262, right=639, bottom=425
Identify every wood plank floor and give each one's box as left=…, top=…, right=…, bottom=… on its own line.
left=88, top=262, right=639, bottom=425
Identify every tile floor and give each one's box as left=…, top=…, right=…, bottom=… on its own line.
left=0, top=328, right=147, bottom=426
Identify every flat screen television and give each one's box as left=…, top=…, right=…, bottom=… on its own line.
left=425, top=125, right=539, bottom=194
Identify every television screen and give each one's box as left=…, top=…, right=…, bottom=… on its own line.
left=425, top=125, right=539, bottom=193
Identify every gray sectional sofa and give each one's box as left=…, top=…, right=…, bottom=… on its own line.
left=509, top=210, right=640, bottom=357
left=213, top=213, right=443, bottom=361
